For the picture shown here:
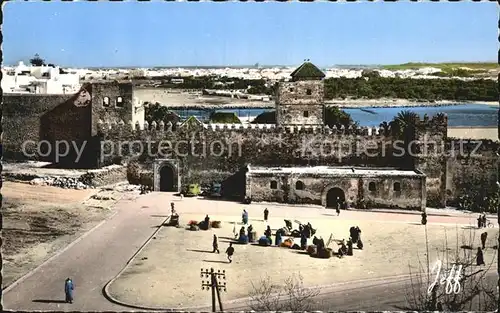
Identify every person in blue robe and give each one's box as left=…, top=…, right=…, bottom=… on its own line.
left=275, top=230, right=282, bottom=246
left=65, top=278, right=74, bottom=303
left=242, top=210, right=248, bottom=225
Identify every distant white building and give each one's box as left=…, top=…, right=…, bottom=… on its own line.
left=2, top=61, right=81, bottom=94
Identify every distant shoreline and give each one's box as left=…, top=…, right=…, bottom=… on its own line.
left=160, top=99, right=498, bottom=110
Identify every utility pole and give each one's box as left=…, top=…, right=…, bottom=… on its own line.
left=201, top=268, right=227, bottom=312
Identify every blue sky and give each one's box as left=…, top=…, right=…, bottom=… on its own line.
left=3, top=1, right=497, bottom=67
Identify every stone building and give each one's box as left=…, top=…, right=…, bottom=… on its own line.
left=245, top=165, right=426, bottom=210
left=2, top=61, right=498, bottom=210
left=275, top=62, right=325, bottom=126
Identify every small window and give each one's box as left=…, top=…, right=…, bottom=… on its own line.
left=116, top=96, right=123, bottom=107
left=103, top=96, right=110, bottom=106
left=306, top=89, right=312, bottom=95
left=303, top=111, right=309, bottom=117
left=270, top=181, right=278, bottom=189
left=368, top=182, right=376, bottom=192
left=289, top=88, right=294, bottom=92
left=295, top=180, right=304, bottom=190
left=393, top=182, right=401, bottom=192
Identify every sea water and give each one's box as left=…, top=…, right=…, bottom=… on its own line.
left=171, top=103, right=498, bottom=127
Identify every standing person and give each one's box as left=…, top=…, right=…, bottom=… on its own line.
left=264, top=225, right=272, bottom=240
left=226, top=243, right=235, bottom=263
left=482, top=214, right=487, bottom=228
left=242, top=209, right=248, bottom=225
left=247, top=224, right=254, bottom=242
left=275, top=229, right=282, bottom=246
left=480, top=232, right=488, bottom=250
left=264, top=208, right=269, bottom=222
left=64, top=278, right=74, bottom=303
left=477, top=215, right=482, bottom=228
left=421, top=212, right=427, bottom=225
left=212, top=234, right=220, bottom=253
left=346, top=238, right=353, bottom=256
left=476, top=247, right=485, bottom=266
left=300, top=232, right=307, bottom=250
left=335, top=199, right=341, bottom=216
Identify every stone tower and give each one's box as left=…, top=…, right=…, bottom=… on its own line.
left=275, top=61, right=326, bottom=126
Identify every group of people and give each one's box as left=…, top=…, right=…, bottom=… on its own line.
left=242, top=208, right=269, bottom=225
left=477, top=214, right=488, bottom=228
left=299, top=222, right=316, bottom=249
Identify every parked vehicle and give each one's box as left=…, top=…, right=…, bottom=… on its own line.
left=184, top=184, right=201, bottom=197
left=209, top=183, right=222, bottom=197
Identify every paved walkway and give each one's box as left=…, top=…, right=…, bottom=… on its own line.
left=3, top=192, right=176, bottom=311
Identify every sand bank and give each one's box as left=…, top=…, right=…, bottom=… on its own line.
left=134, top=88, right=498, bottom=109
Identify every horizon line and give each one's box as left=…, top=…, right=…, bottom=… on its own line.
left=3, top=60, right=497, bottom=69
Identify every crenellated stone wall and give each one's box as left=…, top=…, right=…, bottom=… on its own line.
left=3, top=81, right=497, bottom=209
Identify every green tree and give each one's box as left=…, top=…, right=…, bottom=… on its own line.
left=251, top=111, right=276, bottom=124
left=144, top=102, right=180, bottom=124
left=209, top=111, right=241, bottom=123
left=324, top=106, right=358, bottom=128
left=390, top=110, right=420, bottom=169
left=29, top=53, right=46, bottom=66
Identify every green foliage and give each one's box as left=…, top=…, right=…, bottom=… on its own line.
left=456, top=177, right=499, bottom=213
left=251, top=107, right=357, bottom=128
left=386, top=110, right=421, bottom=169
left=209, top=111, right=241, bottom=124
left=29, top=53, right=46, bottom=66
left=251, top=111, right=276, bottom=124
left=324, top=106, right=358, bottom=128
left=138, top=70, right=498, bottom=101
left=145, top=102, right=180, bottom=123
left=429, top=68, right=486, bottom=78
left=152, top=76, right=275, bottom=95
left=381, top=62, right=499, bottom=71
left=323, top=76, right=498, bottom=102
left=389, top=110, right=420, bottom=137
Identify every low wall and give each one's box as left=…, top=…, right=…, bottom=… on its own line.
left=79, top=165, right=127, bottom=187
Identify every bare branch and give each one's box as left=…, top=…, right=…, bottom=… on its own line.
left=248, top=273, right=319, bottom=311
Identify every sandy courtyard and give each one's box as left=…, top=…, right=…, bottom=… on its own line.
left=3, top=181, right=117, bottom=287
left=107, top=195, right=498, bottom=309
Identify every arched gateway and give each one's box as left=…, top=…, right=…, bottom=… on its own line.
left=325, top=187, right=346, bottom=208
left=153, top=159, right=180, bottom=192
left=159, top=165, right=175, bottom=191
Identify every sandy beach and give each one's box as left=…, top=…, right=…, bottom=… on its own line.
left=447, top=127, right=498, bottom=141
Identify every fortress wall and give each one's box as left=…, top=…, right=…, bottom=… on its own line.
left=445, top=139, right=499, bottom=205
left=3, top=92, right=92, bottom=163
left=414, top=114, right=448, bottom=207
left=98, top=121, right=405, bottom=189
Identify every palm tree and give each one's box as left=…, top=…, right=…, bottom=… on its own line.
left=379, top=121, right=391, bottom=136
left=391, top=110, right=419, bottom=138
left=390, top=110, right=420, bottom=169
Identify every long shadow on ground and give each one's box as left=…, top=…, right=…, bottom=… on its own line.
left=33, top=299, right=67, bottom=304
left=203, top=260, right=228, bottom=264
left=187, top=249, right=213, bottom=253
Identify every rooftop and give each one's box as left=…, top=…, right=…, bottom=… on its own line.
left=247, top=165, right=424, bottom=177
left=290, top=61, right=326, bottom=81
